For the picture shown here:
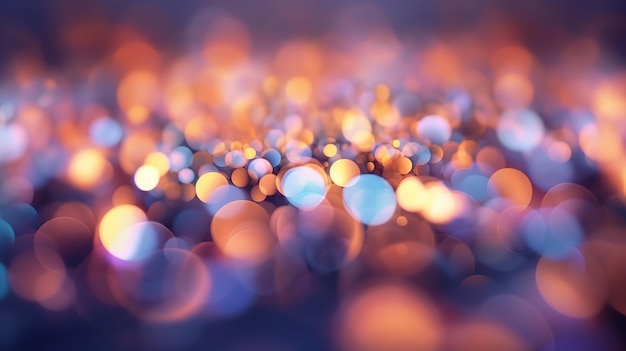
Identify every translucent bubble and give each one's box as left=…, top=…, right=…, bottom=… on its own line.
left=497, top=109, right=545, bottom=152
left=281, top=165, right=328, bottom=210
left=0, top=124, right=27, bottom=164
left=416, top=115, right=451, bottom=145
left=90, top=117, right=123, bottom=147
left=343, top=174, right=396, bottom=226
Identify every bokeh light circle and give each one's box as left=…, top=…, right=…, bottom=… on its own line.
left=342, top=174, right=396, bottom=226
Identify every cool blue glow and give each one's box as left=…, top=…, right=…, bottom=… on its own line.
left=90, top=117, right=123, bottom=147
left=0, top=264, right=7, bottom=299
left=342, top=174, right=396, bottom=226
left=497, top=109, right=545, bottom=152
left=0, top=219, right=15, bottom=259
left=282, top=166, right=327, bottom=210
left=522, top=208, right=582, bottom=259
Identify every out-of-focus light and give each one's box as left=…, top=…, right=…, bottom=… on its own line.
left=420, top=182, right=465, bottom=224
left=536, top=251, right=605, bottom=318
left=67, top=149, right=111, bottom=190
left=99, top=205, right=149, bottom=261
left=337, top=284, right=442, bottom=351
left=0, top=264, right=7, bottom=300
left=145, top=152, right=171, bottom=176
left=195, top=172, right=229, bottom=204
left=90, top=117, right=123, bottom=147
left=488, top=168, right=533, bottom=208
left=0, top=124, right=27, bottom=164
left=343, top=174, right=396, bottom=226
left=247, top=158, right=273, bottom=181
left=497, top=109, right=545, bottom=152
left=285, top=76, right=312, bottom=104
left=134, top=165, right=161, bottom=191
left=211, top=200, right=275, bottom=262
left=330, top=159, right=360, bottom=187
left=281, top=165, right=328, bottom=210
left=415, top=115, right=451, bottom=145
left=396, top=176, right=427, bottom=213
left=323, top=143, right=338, bottom=158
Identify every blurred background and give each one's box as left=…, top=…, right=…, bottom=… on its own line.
left=1, top=1, right=626, bottom=351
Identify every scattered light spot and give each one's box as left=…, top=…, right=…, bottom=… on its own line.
left=196, top=172, right=229, bottom=203
left=488, top=168, right=533, bottom=207
left=0, top=124, right=27, bottom=164
left=396, top=176, right=427, bottom=213
left=134, top=165, right=160, bottom=191
left=323, top=144, right=338, bottom=158
left=90, top=117, right=123, bottom=147
left=416, top=115, right=451, bottom=145
left=330, top=159, right=360, bottom=187
left=211, top=200, right=275, bottom=262
left=281, top=165, right=328, bottom=210
left=145, top=152, right=171, bottom=176
left=285, top=76, right=312, bottom=104
left=497, top=109, right=545, bottom=152
left=337, top=284, right=442, bottom=351
left=67, top=149, right=111, bottom=190
left=343, top=174, right=396, bottom=226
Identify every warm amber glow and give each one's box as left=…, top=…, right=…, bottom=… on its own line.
left=338, top=284, right=442, bottom=351
left=195, top=172, right=229, bottom=203
left=98, top=205, right=147, bottom=258
left=323, top=143, right=338, bottom=158
left=134, top=165, right=160, bottom=191
left=329, top=159, right=360, bottom=187
left=396, top=176, right=427, bottom=213
left=489, top=168, right=533, bottom=207
left=67, top=149, right=111, bottom=190
left=536, top=253, right=605, bottom=318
